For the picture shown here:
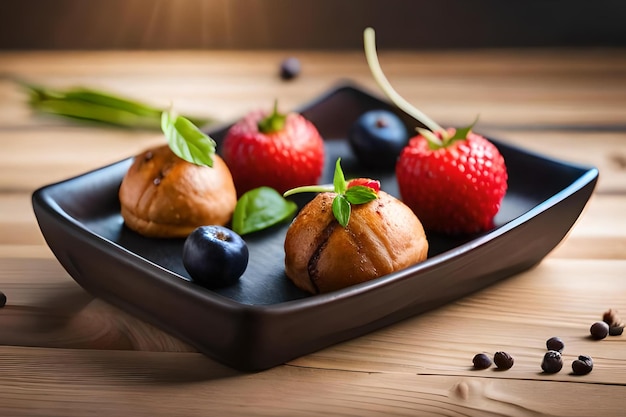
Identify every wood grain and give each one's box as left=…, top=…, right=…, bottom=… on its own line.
left=1, top=49, right=625, bottom=416
left=0, top=347, right=625, bottom=417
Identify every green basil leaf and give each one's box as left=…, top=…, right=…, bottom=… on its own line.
left=161, top=111, right=216, bottom=167
left=345, top=185, right=378, bottom=205
left=232, top=186, right=298, bottom=235
left=332, top=194, right=351, bottom=228
left=333, top=158, right=347, bottom=195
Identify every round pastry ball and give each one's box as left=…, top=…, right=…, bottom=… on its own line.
left=284, top=191, right=428, bottom=294
left=119, top=144, right=237, bottom=238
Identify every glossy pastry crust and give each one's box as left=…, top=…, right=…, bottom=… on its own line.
left=284, top=190, right=429, bottom=294
left=119, top=144, right=237, bottom=238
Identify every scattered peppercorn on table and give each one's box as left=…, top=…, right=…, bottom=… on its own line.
left=1, top=49, right=626, bottom=416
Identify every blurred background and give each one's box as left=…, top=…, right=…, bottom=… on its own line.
left=2, top=0, right=626, bottom=50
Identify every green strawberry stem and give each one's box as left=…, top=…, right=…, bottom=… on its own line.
left=364, top=27, right=480, bottom=148
left=258, top=100, right=286, bottom=133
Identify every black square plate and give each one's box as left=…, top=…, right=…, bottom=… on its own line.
left=32, top=83, right=598, bottom=371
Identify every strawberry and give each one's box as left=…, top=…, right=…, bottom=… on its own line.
left=347, top=178, right=380, bottom=194
left=221, top=103, right=324, bottom=195
left=396, top=128, right=508, bottom=234
left=362, top=27, right=508, bottom=234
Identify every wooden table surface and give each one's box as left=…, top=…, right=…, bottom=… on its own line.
left=1, top=48, right=625, bottom=416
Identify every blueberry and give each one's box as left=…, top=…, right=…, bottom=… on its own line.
left=348, top=109, right=409, bottom=169
left=182, top=225, right=249, bottom=289
left=279, top=57, right=301, bottom=80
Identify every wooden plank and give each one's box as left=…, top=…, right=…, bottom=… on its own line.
left=1, top=51, right=624, bottom=193
left=0, top=346, right=624, bottom=417
left=0, top=129, right=162, bottom=191
left=1, top=49, right=625, bottom=128
left=481, top=130, right=626, bottom=195
left=552, top=195, right=626, bottom=259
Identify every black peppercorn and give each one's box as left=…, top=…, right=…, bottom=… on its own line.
left=493, top=351, right=514, bottom=370
left=472, top=353, right=492, bottom=370
left=546, top=336, right=564, bottom=353
left=609, top=324, right=624, bottom=336
left=571, top=355, right=593, bottom=375
left=541, top=350, right=563, bottom=374
left=0, top=291, right=6, bottom=308
left=590, top=321, right=609, bottom=340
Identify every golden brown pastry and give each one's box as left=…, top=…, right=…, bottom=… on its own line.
left=284, top=190, right=428, bottom=294
left=119, top=144, right=237, bottom=238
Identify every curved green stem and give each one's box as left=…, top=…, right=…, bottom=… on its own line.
left=363, top=27, right=444, bottom=134
left=283, top=184, right=334, bottom=198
